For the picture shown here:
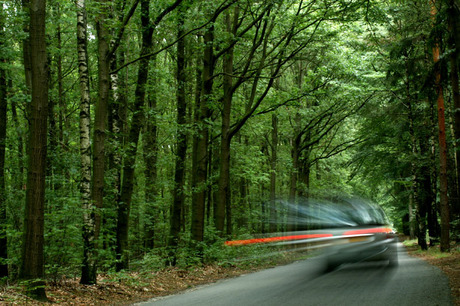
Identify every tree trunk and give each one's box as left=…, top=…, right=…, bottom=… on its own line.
left=116, top=0, right=152, bottom=271
left=143, top=55, right=158, bottom=250
left=92, top=0, right=111, bottom=250
left=431, top=0, right=450, bottom=252
left=269, top=114, right=278, bottom=233
left=22, top=0, right=32, bottom=99
left=20, top=0, right=48, bottom=300
left=288, top=135, right=300, bottom=232
left=217, top=9, right=237, bottom=236
left=11, top=90, right=25, bottom=191
left=76, top=0, right=96, bottom=285
left=448, top=0, right=460, bottom=225
left=191, top=22, right=214, bottom=243
left=0, top=3, right=8, bottom=278
left=168, top=2, right=187, bottom=265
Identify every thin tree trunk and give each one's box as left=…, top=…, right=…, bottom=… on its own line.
left=431, top=0, right=450, bottom=252
left=169, top=2, right=187, bottom=265
left=77, top=0, right=96, bottom=285
left=116, top=0, right=152, bottom=271
left=288, top=136, right=299, bottom=232
left=22, top=0, right=32, bottom=99
left=448, top=0, right=460, bottom=222
left=20, top=0, right=48, bottom=300
left=92, top=0, right=111, bottom=250
left=0, top=3, right=8, bottom=278
left=269, top=114, right=278, bottom=233
left=408, top=191, right=415, bottom=239
left=191, top=22, right=214, bottom=243
left=217, top=9, right=238, bottom=236
left=56, top=3, right=67, bottom=148
left=11, top=91, right=25, bottom=191
left=143, top=56, right=158, bottom=250
left=408, top=91, right=427, bottom=249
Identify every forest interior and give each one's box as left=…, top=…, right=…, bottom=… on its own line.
left=0, top=0, right=459, bottom=304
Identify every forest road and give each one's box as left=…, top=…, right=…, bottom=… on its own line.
left=137, top=243, right=453, bottom=306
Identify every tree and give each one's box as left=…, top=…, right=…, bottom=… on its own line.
left=143, top=55, right=159, bottom=250
left=91, top=0, right=111, bottom=270
left=190, top=4, right=217, bottom=243
left=116, top=0, right=152, bottom=271
left=431, top=0, right=450, bottom=252
left=0, top=2, right=8, bottom=279
left=76, top=0, right=95, bottom=285
left=20, top=0, right=48, bottom=300
left=168, top=0, right=188, bottom=265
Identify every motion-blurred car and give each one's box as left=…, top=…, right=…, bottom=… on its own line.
left=318, top=198, right=398, bottom=272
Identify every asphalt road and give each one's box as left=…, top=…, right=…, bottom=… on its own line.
left=138, top=243, right=453, bottom=306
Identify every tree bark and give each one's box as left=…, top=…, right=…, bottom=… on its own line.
left=168, top=2, right=187, bottom=265
left=0, top=3, right=8, bottom=278
left=22, top=0, right=32, bottom=100
left=143, top=55, right=158, bottom=250
left=92, top=0, right=111, bottom=253
left=288, top=134, right=300, bottom=232
left=20, top=0, right=48, bottom=300
left=269, top=114, right=278, bottom=233
left=116, top=0, right=152, bottom=271
left=448, top=0, right=460, bottom=222
left=76, top=0, right=96, bottom=285
left=191, top=21, right=214, bottom=243
left=431, top=0, right=450, bottom=252
left=217, top=8, right=238, bottom=236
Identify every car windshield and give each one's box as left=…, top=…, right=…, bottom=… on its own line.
left=289, top=197, right=389, bottom=229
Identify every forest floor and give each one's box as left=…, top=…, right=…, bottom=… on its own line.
left=0, top=252, right=304, bottom=305
left=0, top=242, right=459, bottom=305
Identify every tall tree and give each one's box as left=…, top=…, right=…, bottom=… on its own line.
left=447, top=0, right=460, bottom=225
left=0, top=2, right=8, bottom=279
left=143, top=55, right=159, bottom=250
left=216, top=6, right=238, bottom=236
left=269, top=114, right=278, bottom=232
left=431, top=0, right=450, bottom=252
left=91, top=0, right=111, bottom=260
left=168, top=0, right=187, bottom=265
left=20, top=0, right=48, bottom=300
left=190, top=10, right=216, bottom=243
left=87, top=0, right=139, bottom=278
left=76, top=0, right=95, bottom=285
left=116, top=0, right=152, bottom=271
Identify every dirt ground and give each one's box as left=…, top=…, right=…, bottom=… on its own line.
left=1, top=245, right=458, bottom=305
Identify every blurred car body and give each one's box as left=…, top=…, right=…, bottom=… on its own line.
left=319, top=199, right=398, bottom=271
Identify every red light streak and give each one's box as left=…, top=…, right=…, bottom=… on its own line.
left=225, top=233, right=333, bottom=246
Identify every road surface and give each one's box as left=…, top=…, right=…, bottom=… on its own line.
left=138, top=243, right=453, bottom=306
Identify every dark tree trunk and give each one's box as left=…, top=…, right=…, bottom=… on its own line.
left=269, top=114, right=278, bottom=233
left=22, top=0, right=32, bottom=99
left=217, top=9, right=237, bottom=236
left=10, top=90, right=25, bottom=191
left=143, top=55, right=158, bottom=250
left=288, top=138, right=299, bottom=232
left=92, top=0, right=111, bottom=250
left=0, top=3, right=8, bottom=278
left=20, top=0, right=48, bottom=301
left=191, top=22, right=214, bottom=243
left=116, top=0, right=152, bottom=271
left=448, top=0, right=460, bottom=224
left=168, top=2, right=187, bottom=265
left=431, top=0, right=450, bottom=252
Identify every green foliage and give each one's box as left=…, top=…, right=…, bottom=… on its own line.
left=0, top=0, right=455, bottom=293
